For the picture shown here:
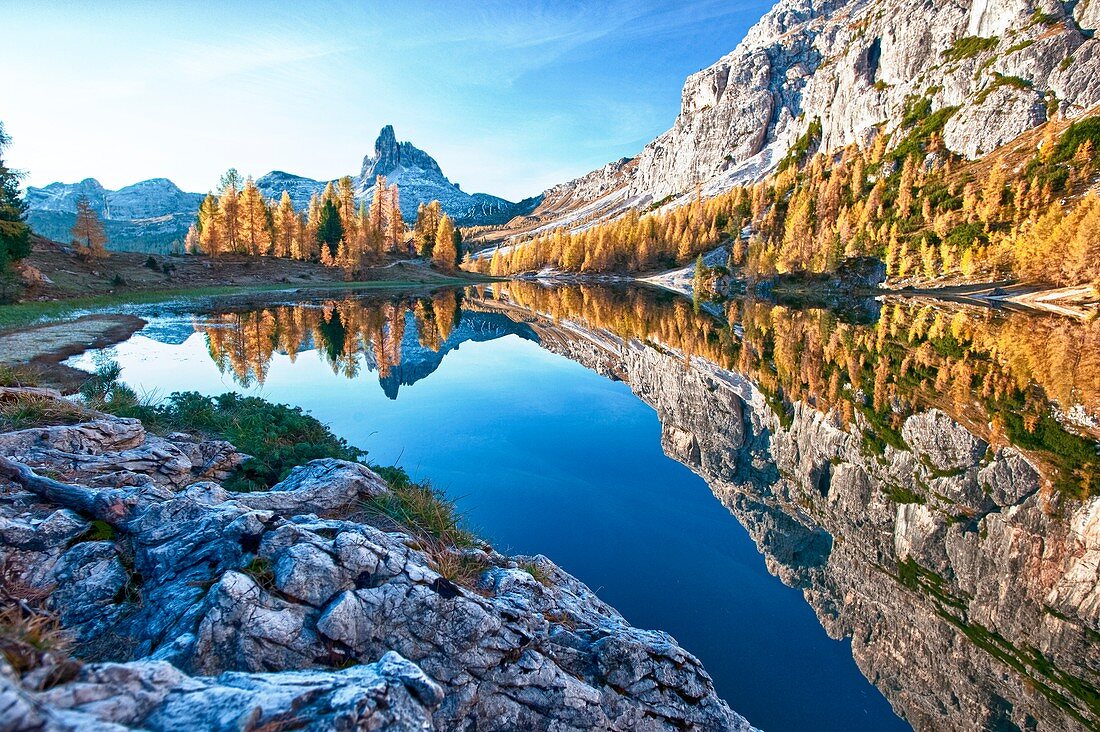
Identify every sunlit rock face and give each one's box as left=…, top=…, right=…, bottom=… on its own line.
left=475, top=284, right=1100, bottom=731
left=0, top=393, right=749, bottom=731
left=534, top=0, right=1100, bottom=220
left=354, top=125, right=537, bottom=225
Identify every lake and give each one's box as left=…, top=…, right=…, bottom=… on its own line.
left=69, top=282, right=1100, bottom=731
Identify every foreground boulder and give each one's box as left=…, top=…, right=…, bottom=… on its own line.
left=0, top=390, right=751, bottom=731
left=1, top=652, right=442, bottom=731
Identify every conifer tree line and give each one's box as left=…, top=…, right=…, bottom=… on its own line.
left=472, top=110, right=1100, bottom=288
left=192, top=171, right=463, bottom=272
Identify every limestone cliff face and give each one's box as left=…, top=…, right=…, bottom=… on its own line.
left=492, top=296, right=1100, bottom=732
left=533, top=0, right=1100, bottom=221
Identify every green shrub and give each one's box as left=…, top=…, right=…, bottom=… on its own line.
left=942, top=36, right=998, bottom=62
left=945, top=222, right=989, bottom=249
left=79, top=520, right=116, bottom=543
left=1030, top=9, right=1059, bottom=25
left=891, top=105, right=960, bottom=162
left=84, top=364, right=364, bottom=492
left=976, top=73, right=1032, bottom=104
left=901, top=96, right=933, bottom=127
left=884, top=484, right=925, bottom=504
left=1053, top=118, right=1100, bottom=164
left=153, top=392, right=364, bottom=491
left=778, top=118, right=823, bottom=172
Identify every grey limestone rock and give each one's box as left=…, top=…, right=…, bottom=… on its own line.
left=0, top=388, right=751, bottom=731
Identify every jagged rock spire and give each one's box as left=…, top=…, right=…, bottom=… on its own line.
left=358, top=125, right=444, bottom=183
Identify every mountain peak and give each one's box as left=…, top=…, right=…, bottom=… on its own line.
left=370, top=125, right=400, bottom=177
left=358, top=125, right=443, bottom=184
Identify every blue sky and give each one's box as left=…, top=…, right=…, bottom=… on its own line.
left=6, top=1, right=771, bottom=200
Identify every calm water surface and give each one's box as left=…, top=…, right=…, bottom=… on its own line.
left=67, top=283, right=1100, bottom=731
left=70, top=296, right=907, bottom=731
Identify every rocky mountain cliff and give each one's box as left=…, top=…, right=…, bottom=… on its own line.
left=524, top=0, right=1100, bottom=228
left=25, top=127, right=534, bottom=253
left=354, top=125, right=538, bottom=225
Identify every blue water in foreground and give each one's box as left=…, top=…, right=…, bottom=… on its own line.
left=72, top=319, right=908, bottom=732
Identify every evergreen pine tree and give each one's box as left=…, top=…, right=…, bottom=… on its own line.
left=316, top=199, right=344, bottom=261
left=0, top=122, right=31, bottom=270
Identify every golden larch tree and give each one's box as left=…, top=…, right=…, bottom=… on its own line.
left=71, top=195, right=108, bottom=260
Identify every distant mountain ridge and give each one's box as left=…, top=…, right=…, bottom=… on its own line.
left=26, top=126, right=537, bottom=252
left=25, top=178, right=204, bottom=253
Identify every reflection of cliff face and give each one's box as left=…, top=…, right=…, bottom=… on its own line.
left=473, top=284, right=1100, bottom=732
left=195, top=292, right=536, bottom=396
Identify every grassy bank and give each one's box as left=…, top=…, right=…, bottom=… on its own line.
left=0, top=276, right=488, bottom=333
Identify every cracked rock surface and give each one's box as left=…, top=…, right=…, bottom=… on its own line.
left=0, top=391, right=751, bottom=731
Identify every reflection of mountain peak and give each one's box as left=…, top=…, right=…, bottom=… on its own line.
left=375, top=311, right=537, bottom=399
left=131, top=318, right=201, bottom=346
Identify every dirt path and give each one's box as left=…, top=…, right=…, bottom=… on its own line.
left=0, top=314, right=146, bottom=392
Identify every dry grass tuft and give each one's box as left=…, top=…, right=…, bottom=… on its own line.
left=0, top=364, right=41, bottom=388
left=360, top=475, right=476, bottom=549
left=518, top=559, right=552, bottom=586
left=0, top=560, right=78, bottom=686
left=418, top=539, right=492, bottom=590
left=0, top=393, right=95, bottom=431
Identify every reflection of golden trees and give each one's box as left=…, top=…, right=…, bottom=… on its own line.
left=488, top=281, right=1100, bottom=494
left=494, top=281, right=1098, bottom=422
left=199, top=291, right=463, bottom=387
left=491, top=282, right=737, bottom=369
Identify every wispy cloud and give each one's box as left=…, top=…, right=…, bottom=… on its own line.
left=4, top=0, right=769, bottom=199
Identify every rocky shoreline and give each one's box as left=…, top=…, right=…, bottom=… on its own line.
left=0, top=387, right=752, bottom=731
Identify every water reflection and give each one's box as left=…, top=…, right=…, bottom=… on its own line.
left=178, top=283, right=1099, bottom=730
left=198, top=290, right=536, bottom=397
